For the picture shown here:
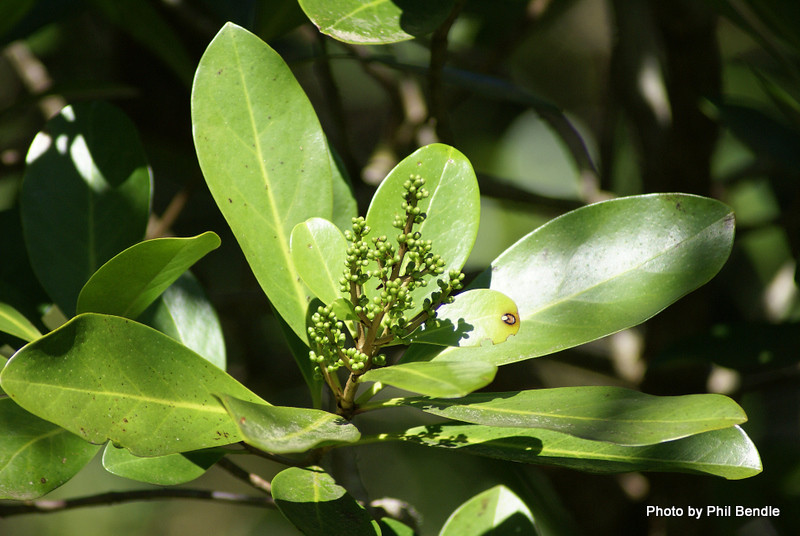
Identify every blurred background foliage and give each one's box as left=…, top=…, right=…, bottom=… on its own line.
left=1, top=0, right=799, bottom=535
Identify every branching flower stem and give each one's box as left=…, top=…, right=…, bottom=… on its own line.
left=314, top=175, right=463, bottom=418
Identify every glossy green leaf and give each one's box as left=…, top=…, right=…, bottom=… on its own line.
left=360, top=361, right=496, bottom=398
left=329, top=297, right=359, bottom=322
left=405, top=289, right=519, bottom=347
left=77, top=232, right=221, bottom=319
left=139, top=272, right=227, bottom=370
left=365, top=144, right=480, bottom=320
left=291, top=218, right=348, bottom=306
left=272, top=466, right=380, bottom=536
left=385, top=387, right=747, bottom=446
left=298, top=0, right=455, bottom=44
left=0, top=302, right=41, bottom=343
left=192, top=22, right=333, bottom=342
left=21, top=102, right=152, bottom=316
left=424, top=194, right=735, bottom=366
left=381, top=423, right=761, bottom=480
left=0, top=313, right=266, bottom=456
left=101, top=444, right=225, bottom=486
left=439, top=485, right=537, bottom=536
left=218, top=394, right=360, bottom=453
left=103, top=274, right=229, bottom=482
left=0, top=398, right=100, bottom=500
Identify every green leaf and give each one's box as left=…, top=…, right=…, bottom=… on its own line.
left=0, top=313, right=267, bottom=456
left=291, top=218, right=348, bottom=306
left=360, top=361, right=496, bottom=398
left=218, top=394, right=360, bottom=454
left=77, top=232, right=221, bottom=319
left=386, top=387, right=748, bottom=446
left=139, top=272, right=227, bottom=371
left=405, top=289, right=519, bottom=347
left=0, top=302, right=41, bottom=343
left=298, top=0, right=455, bottom=44
left=424, top=194, right=735, bottom=366
left=100, top=273, right=229, bottom=483
left=21, top=101, right=152, bottom=317
left=0, top=398, right=100, bottom=500
left=364, top=144, right=480, bottom=320
left=439, top=485, right=537, bottom=536
left=272, top=466, right=380, bottom=536
left=101, top=444, right=225, bottom=486
left=192, top=22, right=333, bottom=343
left=383, top=423, right=762, bottom=480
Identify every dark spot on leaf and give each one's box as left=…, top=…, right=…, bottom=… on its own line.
left=40, top=477, right=47, bottom=484
left=123, top=418, right=128, bottom=423
left=240, top=417, right=246, bottom=424
left=217, top=69, right=223, bottom=75
left=502, top=313, right=517, bottom=326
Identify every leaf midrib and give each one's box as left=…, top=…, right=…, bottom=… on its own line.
left=400, top=397, right=742, bottom=425
left=505, top=213, right=731, bottom=322
left=230, top=33, right=307, bottom=313
left=5, top=380, right=227, bottom=415
left=0, top=427, right=64, bottom=473
left=327, top=0, right=386, bottom=30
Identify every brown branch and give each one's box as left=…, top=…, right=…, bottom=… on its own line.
left=3, top=41, right=65, bottom=119
left=0, top=488, right=274, bottom=518
left=216, top=458, right=272, bottom=495
left=146, top=185, right=192, bottom=239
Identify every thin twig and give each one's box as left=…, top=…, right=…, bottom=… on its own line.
left=216, top=457, right=272, bottom=495
left=3, top=41, right=65, bottom=119
left=146, top=185, right=192, bottom=239
left=0, top=488, right=274, bottom=518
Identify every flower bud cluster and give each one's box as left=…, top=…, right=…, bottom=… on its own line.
left=307, top=305, right=347, bottom=375
left=310, top=173, right=465, bottom=383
